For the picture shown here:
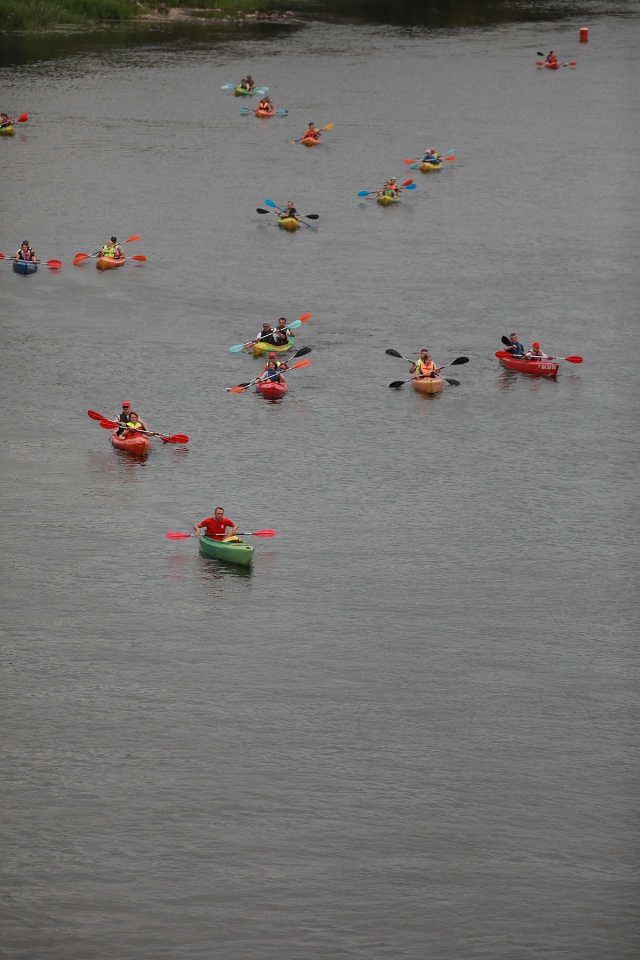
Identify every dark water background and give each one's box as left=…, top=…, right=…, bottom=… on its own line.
left=1, top=2, right=638, bottom=958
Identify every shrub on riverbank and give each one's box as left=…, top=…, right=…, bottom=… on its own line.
left=0, top=0, right=276, bottom=31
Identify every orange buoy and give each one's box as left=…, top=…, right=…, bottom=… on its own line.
left=580, top=27, right=589, bottom=42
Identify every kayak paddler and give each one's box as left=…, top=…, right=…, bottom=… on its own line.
left=282, top=200, right=300, bottom=222
left=526, top=341, right=555, bottom=360
left=15, top=240, right=36, bottom=262
left=258, top=360, right=286, bottom=384
left=545, top=51, right=558, bottom=64
left=253, top=322, right=278, bottom=346
left=272, top=317, right=294, bottom=345
left=102, top=236, right=124, bottom=260
left=409, top=349, right=440, bottom=380
left=194, top=508, right=238, bottom=541
left=504, top=333, right=525, bottom=358
left=303, top=122, right=320, bottom=141
left=115, top=402, right=150, bottom=436
left=259, top=352, right=289, bottom=376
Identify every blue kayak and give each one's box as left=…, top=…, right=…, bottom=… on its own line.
left=13, top=260, right=38, bottom=276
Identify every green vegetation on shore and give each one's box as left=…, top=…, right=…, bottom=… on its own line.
left=0, top=0, right=276, bottom=32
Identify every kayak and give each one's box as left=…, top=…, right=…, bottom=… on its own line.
left=377, top=195, right=400, bottom=206
left=96, top=256, right=126, bottom=270
left=277, top=216, right=301, bottom=231
left=199, top=533, right=254, bottom=567
left=0, top=125, right=15, bottom=136
left=301, top=136, right=320, bottom=147
left=499, top=355, right=560, bottom=377
left=252, top=338, right=294, bottom=357
left=110, top=428, right=152, bottom=455
left=411, top=376, right=444, bottom=395
left=256, top=379, right=288, bottom=400
left=13, top=260, right=38, bottom=276
left=419, top=161, right=442, bottom=172
left=256, top=107, right=276, bottom=118
left=544, top=61, right=560, bottom=69
left=235, top=86, right=255, bottom=96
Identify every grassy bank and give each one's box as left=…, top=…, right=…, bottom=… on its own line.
left=0, top=0, right=278, bottom=32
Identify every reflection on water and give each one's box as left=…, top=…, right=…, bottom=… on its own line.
left=198, top=554, right=253, bottom=580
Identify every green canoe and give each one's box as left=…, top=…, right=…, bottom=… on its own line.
left=198, top=534, right=254, bottom=567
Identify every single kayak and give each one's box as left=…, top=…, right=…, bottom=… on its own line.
left=252, top=338, right=294, bottom=357
left=110, top=428, right=152, bottom=455
left=411, top=376, right=444, bottom=395
left=235, top=86, right=254, bottom=96
left=544, top=61, right=561, bottom=69
left=255, top=107, right=276, bottom=118
left=0, top=125, right=15, bottom=136
left=199, top=533, right=254, bottom=567
left=13, top=260, right=38, bottom=276
left=277, top=216, right=301, bottom=231
left=256, top=380, right=288, bottom=400
left=377, top=195, right=400, bottom=206
left=499, top=355, right=560, bottom=377
left=96, top=256, right=126, bottom=270
left=301, top=136, right=320, bottom=147
left=419, top=160, right=442, bottom=172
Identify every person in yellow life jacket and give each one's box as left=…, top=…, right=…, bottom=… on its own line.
left=102, top=236, right=124, bottom=260
left=410, top=349, right=441, bottom=379
left=258, top=352, right=289, bottom=377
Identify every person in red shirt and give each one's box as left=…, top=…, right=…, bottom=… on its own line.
left=194, top=507, right=238, bottom=541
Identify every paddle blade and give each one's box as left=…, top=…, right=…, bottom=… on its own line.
left=564, top=356, right=583, bottom=363
left=99, top=419, right=118, bottom=429
left=445, top=155, right=456, bottom=161
left=323, top=124, right=334, bottom=131
left=291, top=358, right=311, bottom=369
left=444, top=377, right=460, bottom=386
left=220, top=83, right=234, bottom=89
left=247, top=529, right=275, bottom=537
left=401, top=179, right=413, bottom=187
left=501, top=336, right=512, bottom=346
left=46, top=259, right=62, bottom=269
left=357, top=190, right=372, bottom=197
left=17, top=112, right=28, bottom=122
left=124, top=235, right=141, bottom=243
left=304, top=214, right=320, bottom=220
left=404, top=183, right=417, bottom=190
left=389, top=381, right=405, bottom=389
left=449, top=356, right=470, bottom=365
left=168, top=434, right=190, bottom=443
left=299, top=312, right=312, bottom=322
left=293, top=346, right=311, bottom=358
left=130, top=255, right=147, bottom=261
left=166, top=532, right=193, bottom=540
left=228, top=384, right=250, bottom=393
left=88, top=409, right=106, bottom=421
left=229, top=343, right=249, bottom=353
left=264, top=199, right=279, bottom=209
left=495, top=351, right=511, bottom=358
left=256, top=208, right=270, bottom=214
left=0, top=253, right=4, bottom=260
left=404, top=159, right=417, bottom=164
left=74, top=254, right=90, bottom=265
left=385, top=348, right=404, bottom=358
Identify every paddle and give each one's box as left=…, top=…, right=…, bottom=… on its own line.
left=287, top=123, right=333, bottom=144
left=73, top=234, right=141, bottom=265
left=264, top=198, right=318, bottom=228
left=229, top=312, right=312, bottom=352
left=385, top=348, right=469, bottom=369
left=98, top=418, right=189, bottom=443
left=2, top=112, right=29, bottom=125
left=536, top=60, right=577, bottom=66
left=166, top=529, right=275, bottom=540
left=404, top=149, right=456, bottom=168
left=496, top=350, right=583, bottom=363
left=227, top=357, right=311, bottom=393
left=0, top=253, right=61, bottom=268
left=256, top=208, right=319, bottom=220
left=357, top=178, right=414, bottom=197
left=239, top=106, right=287, bottom=115
left=389, top=374, right=460, bottom=388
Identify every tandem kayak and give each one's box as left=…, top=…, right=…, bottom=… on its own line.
left=301, top=136, right=320, bottom=147
left=256, top=107, right=276, bottom=118
left=0, top=125, right=15, bottom=136
left=411, top=376, right=444, bottom=395
left=377, top=195, right=400, bottom=206
left=199, top=533, right=254, bottom=567
left=110, top=428, right=152, bottom=455
left=499, top=355, right=560, bottom=377
left=256, top=380, right=288, bottom=400
left=96, top=256, right=126, bottom=270
left=13, top=260, right=38, bottom=276
left=419, top=161, right=442, bottom=172
left=235, top=86, right=254, bottom=96
left=277, top=216, right=301, bottom=231
left=252, top=338, right=294, bottom=357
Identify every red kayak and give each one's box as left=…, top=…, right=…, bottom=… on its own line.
left=110, top=428, right=152, bottom=454
left=256, top=380, right=288, bottom=400
left=544, top=61, right=561, bottom=70
left=499, top=355, right=560, bottom=377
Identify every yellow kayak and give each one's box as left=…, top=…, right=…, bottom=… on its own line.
left=252, top=338, right=294, bottom=358
left=411, top=376, right=444, bottom=395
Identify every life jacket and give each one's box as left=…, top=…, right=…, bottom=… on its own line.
left=264, top=369, right=282, bottom=382
left=529, top=348, right=544, bottom=357
left=416, top=358, right=435, bottom=377
left=17, top=248, right=34, bottom=261
left=103, top=244, right=116, bottom=258
left=126, top=420, right=142, bottom=432
left=509, top=341, right=524, bottom=357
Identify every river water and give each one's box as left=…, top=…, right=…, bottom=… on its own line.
left=1, top=5, right=638, bottom=958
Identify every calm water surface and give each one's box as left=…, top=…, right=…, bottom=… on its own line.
left=1, top=7, right=638, bottom=959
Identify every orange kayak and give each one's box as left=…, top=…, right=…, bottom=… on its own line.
left=411, top=376, right=444, bottom=395
left=96, top=256, right=126, bottom=270
left=110, top=429, right=151, bottom=455
left=256, top=108, right=276, bottom=118
left=301, top=136, right=320, bottom=146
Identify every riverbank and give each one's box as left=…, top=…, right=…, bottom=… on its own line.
left=0, top=1, right=303, bottom=32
